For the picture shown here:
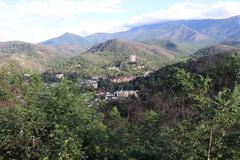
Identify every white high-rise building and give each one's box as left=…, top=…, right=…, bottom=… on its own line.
left=129, top=54, right=136, bottom=63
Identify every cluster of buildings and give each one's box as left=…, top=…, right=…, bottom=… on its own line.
left=79, top=77, right=138, bottom=101
left=115, top=90, right=138, bottom=98
left=41, top=54, right=153, bottom=102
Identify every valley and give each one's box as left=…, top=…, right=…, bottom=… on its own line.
left=1, top=15, right=240, bottom=160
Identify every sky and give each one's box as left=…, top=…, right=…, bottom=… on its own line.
left=1, top=0, right=240, bottom=43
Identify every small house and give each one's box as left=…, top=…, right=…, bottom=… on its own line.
left=80, top=79, right=98, bottom=89
left=109, top=76, right=135, bottom=83
left=114, top=90, right=138, bottom=98
left=56, top=73, right=64, bottom=79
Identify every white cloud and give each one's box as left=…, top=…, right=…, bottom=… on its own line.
left=43, top=20, right=127, bottom=39
left=0, top=0, right=239, bottom=43
left=127, top=1, right=240, bottom=27
left=0, top=0, right=123, bottom=42
left=15, top=0, right=123, bottom=18
left=66, top=20, right=128, bottom=35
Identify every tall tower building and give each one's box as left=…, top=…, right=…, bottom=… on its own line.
left=129, top=54, right=136, bottom=63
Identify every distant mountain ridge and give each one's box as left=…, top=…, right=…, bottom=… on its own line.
left=84, top=23, right=210, bottom=44
left=39, top=32, right=91, bottom=48
left=40, top=15, right=240, bottom=47
left=175, top=15, right=240, bottom=41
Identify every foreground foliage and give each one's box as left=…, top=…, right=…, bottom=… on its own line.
left=1, top=53, right=240, bottom=159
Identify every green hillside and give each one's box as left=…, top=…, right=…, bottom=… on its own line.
left=0, top=41, right=84, bottom=72
left=126, top=45, right=240, bottom=91
left=140, top=39, right=195, bottom=55
left=53, top=39, right=184, bottom=79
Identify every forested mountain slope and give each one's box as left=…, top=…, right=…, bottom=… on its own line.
left=0, top=41, right=84, bottom=72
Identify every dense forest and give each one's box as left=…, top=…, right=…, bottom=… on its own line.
left=1, top=48, right=240, bottom=159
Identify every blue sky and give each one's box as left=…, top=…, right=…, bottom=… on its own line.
left=1, top=0, right=240, bottom=42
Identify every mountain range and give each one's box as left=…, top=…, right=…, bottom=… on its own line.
left=1, top=15, right=240, bottom=73
left=40, top=16, right=240, bottom=47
